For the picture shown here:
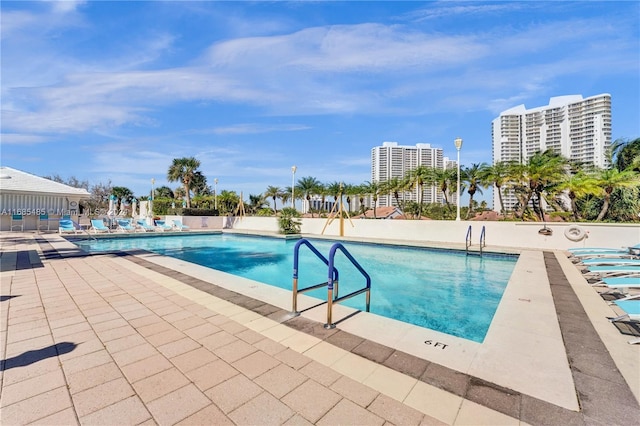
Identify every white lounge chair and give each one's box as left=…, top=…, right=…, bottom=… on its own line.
left=593, top=277, right=640, bottom=299
left=136, top=220, right=156, bottom=232
left=172, top=220, right=190, bottom=231
left=584, top=265, right=640, bottom=277
left=116, top=219, right=136, bottom=233
left=580, top=258, right=640, bottom=266
left=154, top=220, right=173, bottom=231
left=91, top=219, right=111, bottom=233
left=58, top=219, right=78, bottom=234
left=569, top=244, right=640, bottom=256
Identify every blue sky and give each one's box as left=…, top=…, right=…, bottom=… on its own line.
left=2, top=1, right=639, bottom=205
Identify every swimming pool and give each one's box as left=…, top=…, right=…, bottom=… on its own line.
left=72, top=234, right=517, bottom=342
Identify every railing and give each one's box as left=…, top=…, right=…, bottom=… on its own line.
left=325, top=243, right=371, bottom=329
left=74, top=219, right=98, bottom=242
left=291, top=239, right=338, bottom=316
left=466, top=225, right=486, bottom=257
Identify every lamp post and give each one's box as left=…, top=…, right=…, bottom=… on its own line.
left=291, top=166, right=297, bottom=209
left=454, top=137, right=463, bottom=221
left=214, top=178, right=218, bottom=211
left=150, top=178, right=155, bottom=220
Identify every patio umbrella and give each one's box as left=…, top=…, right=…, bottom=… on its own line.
left=131, top=199, right=137, bottom=218
left=107, top=195, right=116, bottom=217
left=118, top=199, right=127, bottom=216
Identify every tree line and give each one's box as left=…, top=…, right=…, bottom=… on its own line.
left=47, top=138, right=640, bottom=222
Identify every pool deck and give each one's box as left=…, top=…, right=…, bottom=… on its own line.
left=1, top=232, right=639, bottom=425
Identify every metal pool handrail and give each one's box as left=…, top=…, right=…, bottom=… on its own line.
left=479, top=225, right=486, bottom=256
left=291, top=239, right=338, bottom=315
left=465, top=225, right=472, bottom=253
left=325, top=242, right=371, bottom=329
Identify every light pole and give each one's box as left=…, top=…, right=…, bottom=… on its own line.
left=291, top=166, right=297, bottom=209
left=150, top=178, right=155, bottom=219
left=454, top=137, right=463, bottom=221
left=214, top=178, right=218, bottom=211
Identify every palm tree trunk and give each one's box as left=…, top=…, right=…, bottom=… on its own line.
left=596, top=194, right=611, bottom=221
left=496, top=185, right=505, bottom=215
left=466, top=193, right=475, bottom=219
left=184, top=183, right=191, bottom=208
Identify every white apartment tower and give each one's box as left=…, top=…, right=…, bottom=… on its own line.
left=371, top=142, right=448, bottom=208
left=491, top=94, right=611, bottom=211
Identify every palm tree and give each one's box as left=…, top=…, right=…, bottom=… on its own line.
left=217, top=190, right=239, bottom=214
left=343, top=183, right=357, bottom=213
left=296, top=176, right=321, bottom=217
left=315, top=182, right=329, bottom=213
left=552, top=171, right=602, bottom=220
left=613, top=137, right=640, bottom=172
left=462, top=163, right=487, bottom=219
left=265, top=186, right=283, bottom=215
left=431, top=168, right=456, bottom=212
left=326, top=181, right=343, bottom=213
left=356, top=184, right=368, bottom=215
left=363, top=180, right=382, bottom=218
left=191, top=171, right=210, bottom=196
left=247, top=194, right=268, bottom=214
left=406, top=166, right=434, bottom=215
left=155, top=186, right=174, bottom=199
left=594, top=168, right=640, bottom=220
left=111, top=186, right=134, bottom=213
left=167, top=157, right=201, bottom=208
left=281, top=186, right=292, bottom=209
left=479, top=161, right=512, bottom=215
left=380, top=177, right=408, bottom=211
left=509, top=151, right=567, bottom=221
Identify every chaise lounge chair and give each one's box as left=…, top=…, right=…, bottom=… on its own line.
left=579, top=258, right=640, bottom=266
left=136, top=219, right=156, bottom=232
left=569, top=244, right=640, bottom=256
left=91, top=219, right=111, bottom=233
left=592, top=276, right=640, bottom=300
left=154, top=220, right=173, bottom=231
left=172, top=220, right=190, bottom=231
left=117, top=219, right=136, bottom=233
left=59, top=219, right=78, bottom=234
left=609, top=299, right=640, bottom=344
left=585, top=265, right=640, bottom=275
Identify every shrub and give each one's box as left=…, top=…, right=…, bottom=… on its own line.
left=278, top=207, right=301, bottom=234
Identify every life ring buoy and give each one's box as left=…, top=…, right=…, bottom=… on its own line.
left=564, top=225, right=587, bottom=242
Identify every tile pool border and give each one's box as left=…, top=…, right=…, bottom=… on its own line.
left=35, top=236, right=640, bottom=424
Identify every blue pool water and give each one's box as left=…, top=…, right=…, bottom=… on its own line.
left=72, top=234, right=517, bottom=342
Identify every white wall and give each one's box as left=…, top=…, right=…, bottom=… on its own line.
left=224, top=216, right=639, bottom=251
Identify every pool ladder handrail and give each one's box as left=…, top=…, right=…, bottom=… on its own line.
left=70, top=218, right=97, bottom=242
left=325, top=242, right=371, bottom=329
left=291, top=239, right=338, bottom=316
left=465, top=225, right=472, bottom=253
left=466, top=225, right=486, bottom=256
left=479, top=225, right=486, bottom=256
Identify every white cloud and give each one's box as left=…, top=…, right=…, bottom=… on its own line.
left=2, top=8, right=638, bottom=137
left=209, top=123, right=312, bottom=135
left=0, top=133, right=48, bottom=145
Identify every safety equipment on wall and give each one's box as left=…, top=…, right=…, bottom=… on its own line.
left=564, top=225, right=587, bottom=242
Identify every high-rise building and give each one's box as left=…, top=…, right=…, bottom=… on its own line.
left=371, top=142, right=449, bottom=208
left=491, top=94, right=611, bottom=211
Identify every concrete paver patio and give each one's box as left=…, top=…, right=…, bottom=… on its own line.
left=1, top=232, right=639, bottom=425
